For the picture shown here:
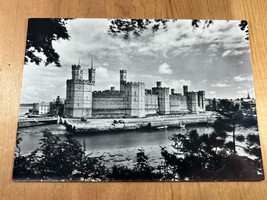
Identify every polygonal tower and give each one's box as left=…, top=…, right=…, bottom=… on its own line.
left=65, top=63, right=94, bottom=118
left=88, top=58, right=96, bottom=86
left=120, top=70, right=127, bottom=91
left=183, top=85, right=188, bottom=96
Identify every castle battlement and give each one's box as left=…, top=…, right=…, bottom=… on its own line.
left=170, top=93, right=183, bottom=96
left=65, top=66, right=206, bottom=118
left=152, top=86, right=169, bottom=90
left=125, top=81, right=145, bottom=86
left=66, top=79, right=93, bottom=85
left=93, top=90, right=125, bottom=98
left=72, top=64, right=81, bottom=70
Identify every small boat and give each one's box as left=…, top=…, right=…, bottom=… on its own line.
left=178, top=123, right=185, bottom=129
left=156, top=125, right=168, bottom=130
left=80, top=117, right=87, bottom=122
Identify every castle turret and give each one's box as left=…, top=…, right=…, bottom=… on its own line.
left=183, top=85, right=188, bottom=96
left=72, top=65, right=83, bottom=80
left=197, top=91, right=205, bottom=110
left=152, top=82, right=170, bottom=115
left=88, top=58, right=96, bottom=85
left=65, top=63, right=93, bottom=118
left=120, top=70, right=127, bottom=91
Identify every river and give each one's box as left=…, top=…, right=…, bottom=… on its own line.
left=16, top=124, right=258, bottom=167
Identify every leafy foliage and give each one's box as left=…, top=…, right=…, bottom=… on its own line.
left=13, top=131, right=104, bottom=181
left=108, top=19, right=248, bottom=41
left=108, top=19, right=172, bottom=40
left=107, top=149, right=159, bottom=181
left=25, top=18, right=70, bottom=67
left=160, top=128, right=263, bottom=181
left=14, top=118, right=263, bottom=181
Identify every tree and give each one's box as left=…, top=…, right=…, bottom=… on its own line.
left=107, top=149, right=158, bottom=181
left=160, top=128, right=263, bottom=181
left=25, top=18, right=70, bottom=67
left=13, top=131, right=106, bottom=181
left=108, top=19, right=248, bottom=40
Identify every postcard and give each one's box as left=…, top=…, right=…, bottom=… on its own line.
left=13, top=18, right=264, bottom=181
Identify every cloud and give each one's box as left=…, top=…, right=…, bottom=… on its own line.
left=237, top=88, right=254, bottom=97
left=158, top=63, right=172, bottom=74
left=207, top=91, right=216, bottom=95
left=211, top=82, right=230, bottom=87
left=201, top=79, right=207, bottom=83
left=206, top=91, right=217, bottom=97
left=233, top=74, right=253, bottom=82
left=96, top=67, right=109, bottom=78
left=222, top=49, right=247, bottom=57
left=163, top=79, right=191, bottom=91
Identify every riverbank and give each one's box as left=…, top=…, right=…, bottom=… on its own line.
left=18, top=117, right=58, bottom=128
left=61, top=111, right=219, bottom=134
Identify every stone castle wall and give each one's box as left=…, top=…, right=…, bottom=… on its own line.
left=65, top=64, right=94, bottom=118
left=145, top=94, right=158, bottom=115
left=92, top=90, right=126, bottom=118
left=65, top=65, right=206, bottom=118
left=169, top=94, right=189, bottom=114
left=125, top=82, right=146, bottom=118
left=152, top=85, right=170, bottom=115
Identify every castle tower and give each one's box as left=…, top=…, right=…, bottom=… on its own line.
left=187, top=92, right=198, bottom=114
left=152, top=81, right=170, bottom=115
left=125, top=82, right=146, bottom=118
left=65, top=63, right=94, bottom=118
left=88, top=58, right=96, bottom=86
left=72, top=64, right=83, bottom=80
left=120, top=70, right=127, bottom=91
left=156, top=81, right=162, bottom=87
left=183, top=85, right=188, bottom=96
left=197, top=91, right=205, bottom=110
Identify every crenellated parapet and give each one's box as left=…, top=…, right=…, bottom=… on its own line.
left=93, top=90, right=125, bottom=98
left=66, top=79, right=93, bottom=85
left=125, top=81, right=145, bottom=87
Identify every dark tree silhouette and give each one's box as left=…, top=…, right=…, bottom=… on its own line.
left=108, top=19, right=248, bottom=40
left=160, top=127, right=263, bottom=181
left=107, top=149, right=158, bottom=181
left=13, top=131, right=106, bottom=181
left=25, top=18, right=70, bottom=67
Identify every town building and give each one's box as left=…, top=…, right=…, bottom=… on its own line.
left=33, top=102, right=50, bottom=114
left=64, top=64, right=206, bottom=118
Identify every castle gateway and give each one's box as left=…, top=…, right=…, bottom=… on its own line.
left=64, top=65, right=205, bottom=118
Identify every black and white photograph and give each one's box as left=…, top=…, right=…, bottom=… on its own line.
left=14, top=18, right=264, bottom=182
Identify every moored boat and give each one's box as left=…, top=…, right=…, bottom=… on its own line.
left=156, top=125, right=168, bottom=130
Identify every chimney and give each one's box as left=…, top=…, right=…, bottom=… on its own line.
left=111, top=86, right=115, bottom=91
left=171, top=89, right=175, bottom=94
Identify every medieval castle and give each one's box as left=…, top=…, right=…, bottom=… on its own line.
left=64, top=63, right=206, bottom=118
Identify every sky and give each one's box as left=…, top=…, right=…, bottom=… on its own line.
left=20, top=18, right=255, bottom=103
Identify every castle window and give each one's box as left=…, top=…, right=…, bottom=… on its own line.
left=134, top=91, right=136, bottom=96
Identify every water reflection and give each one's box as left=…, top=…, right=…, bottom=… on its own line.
left=17, top=124, right=215, bottom=155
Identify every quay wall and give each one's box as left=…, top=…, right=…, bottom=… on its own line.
left=18, top=118, right=58, bottom=128
left=62, top=114, right=217, bottom=134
